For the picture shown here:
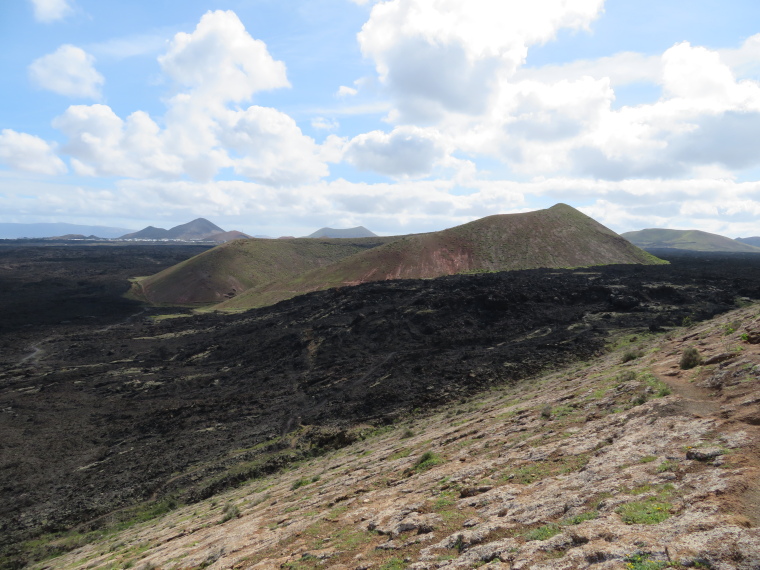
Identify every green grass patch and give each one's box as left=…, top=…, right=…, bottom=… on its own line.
left=656, top=460, right=678, bottom=473
left=432, top=492, right=458, bottom=510
left=617, top=499, right=672, bottom=525
left=562, top=511, right=598, bottom=525
left=642, top=373, right=672, bottom=397
left=624, top=551, right=668, bottom=569
left=523, top=523, right=561, bottom=541
left=387, top=448, right=412, bottom=461
left=500, top=453, right=589, bottom=485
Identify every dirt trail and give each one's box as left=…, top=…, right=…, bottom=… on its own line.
left=651, top=312, right=760, bottom=527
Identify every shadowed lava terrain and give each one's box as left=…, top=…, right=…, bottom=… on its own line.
left=3, top=248, right=760, bottom=567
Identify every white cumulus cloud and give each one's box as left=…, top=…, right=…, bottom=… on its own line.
left=0, top=129, right=67, bottom=175
left=28, top=45, right=104, bottom=99
left=358, top=0, right=605, bottom=121
left=344, top=127, right=448, bottom=178
left=158, top=10, right=289, bottom=104
left=51, top=11, right=329, bottom=187
left=29, top=0, right=72, bottom=23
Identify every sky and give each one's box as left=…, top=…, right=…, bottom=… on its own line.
left=1, top=0, right=760, bottom=237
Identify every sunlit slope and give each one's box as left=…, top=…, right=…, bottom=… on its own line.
left=218, top=204, right=665, bottom=310
left=622, top=228, right=760, bottom=252
left=129, top=236, right=398, bottom=305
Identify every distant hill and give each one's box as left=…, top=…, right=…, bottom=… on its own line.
left=216, top=203, right=665, bottom=310
left=120, top=218, right=226, bottom=241
left=206, top=230, right=252, bottom=243
left=622, top=228, right=760, bottom=253
left=307, top=226, right=377, bottom=238
left=0, top=222, right=134, bottom=239
left=129, top=236, right=398, bottom=305
left=736, top=237, right=760, bottom=248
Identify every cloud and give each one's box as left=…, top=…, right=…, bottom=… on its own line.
left=337, top=85, right=358, bottom=97
left=52, top=105, right=183, bottom=178
left=515, top=52, right=661, bottom=88
left=311, top=117, right=339, bottom=130
left=29, top=0, right=72, bottom=23
left=89, top=32, right=170, bottom=60
left=344, top=127, right=448, bottom=178
left=158, top=10, right=289, bottom=104
left=0, top=129, right=67, bottom=175
left=51, top=11, right=329, bottom=187
left=358, top=0, right=605, bottom=122
left=219, top=106, right=329, bottom=185
left=719, top=34, right=760, bottom=81
left=28, top=45, right=104, bottom=99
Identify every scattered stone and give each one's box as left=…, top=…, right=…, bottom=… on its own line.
left=686, top=447, right=724, bottom=461
left=703, top=353, right=737, bottom=365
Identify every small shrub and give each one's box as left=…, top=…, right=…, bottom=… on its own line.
left=682, top=316, right=694, bottom=327
left=221, top=502, right=240, bottom=523
left=679, top=347, right=702, bottom=370
left=539, top=405, right=552, bottom=419
left=617, top=370, right=638, bottom=384
left=741, top=333, right=750, bottom=342
left=622, top=349, right=644, bottom=363
left=291, top=477, right=311, bottom=491
left=412, top=451, right=445, bottom=473
left=400, top=428, right=415, bottom=439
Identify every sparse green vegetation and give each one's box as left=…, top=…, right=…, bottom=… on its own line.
left=642, top=373, right=672, bottom=397
left=387, top=448, right=412, bottom=461
left=623, top=551, right=668, bottom=570
left=657, top=460, right=678, bottom=473
left=291, top=477, right=313, bottom=490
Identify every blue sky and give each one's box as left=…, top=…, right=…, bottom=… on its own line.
left=1, top=0, right=760, bottom=237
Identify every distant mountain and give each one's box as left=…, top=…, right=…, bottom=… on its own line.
left=120, top=218, right=226, bottom=241
left=736, top=237, right=760, bottom=248
left=212, top=203, right=664, bottom=310
left=0, top=223, right=135, bottom=239
left=307, top=226, right=377, bottom=238
left=622, top=228, right=760, bottom=253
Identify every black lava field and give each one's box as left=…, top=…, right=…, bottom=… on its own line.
left=2, top=245, right=760, bottom=561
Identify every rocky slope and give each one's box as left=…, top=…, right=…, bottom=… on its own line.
left=31, top=303, right=760, bottom=570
